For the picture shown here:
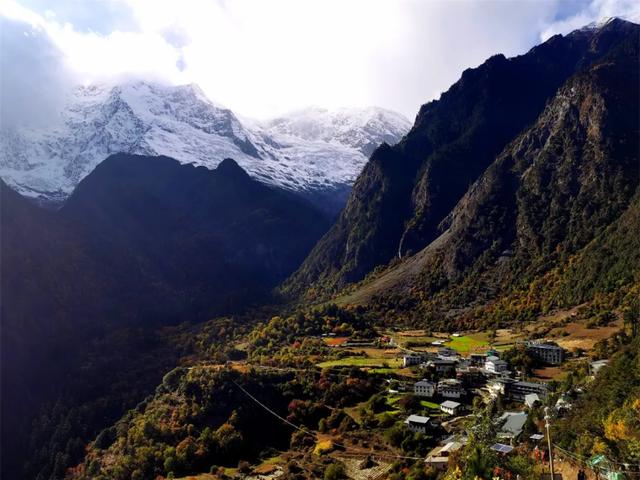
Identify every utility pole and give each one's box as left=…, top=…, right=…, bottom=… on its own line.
left=545, top=407, right=555, bottom=479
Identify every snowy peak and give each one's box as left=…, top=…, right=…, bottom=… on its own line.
left=0, top=81, right=410, bottom=210
left=80, top=81, right=260, bottom=158
left=266, top=106, right=411, bottom=156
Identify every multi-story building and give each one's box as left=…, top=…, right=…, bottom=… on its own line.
left=485, top=355, right=509, bottom=374
left=440, top=400, right=462, bottom=415
left=489, top=379, right=548, bottom=402
left=405, top=414, right=431, bottom=434
left=526, top=342, right=564, bottom=365
left=414, top=379, right=436, bottom=397
left=456, top=367, right=486, bottom=388
left=469, top=354, right=486, bottom=367
left=437, top=379, right=464, bottom=399
left=403, top=353, right=427, bottom=367
left=427, top=359, right=458, bottom=375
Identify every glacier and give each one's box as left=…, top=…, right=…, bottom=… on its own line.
left=0, top=81, right=411, bottom=210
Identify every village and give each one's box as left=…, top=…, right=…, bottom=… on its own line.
left=308, top=315, right=619, bottom=479
left=170, top=309, right=625, bottom=480
left=396, top=338, right=566, bottom=471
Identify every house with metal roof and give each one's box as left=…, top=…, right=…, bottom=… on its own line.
left=424, top=441, right=463, bottom=470
left=405, top=414, right=431, bottom=434
left=414, top=379, right=436, bottom=397
left=497, top=411, right=528, bottom=442
left=440, top=400, right=462, bottom=416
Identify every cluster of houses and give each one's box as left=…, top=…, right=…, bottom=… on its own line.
left=400, top=341, right=566, bottom=458
left=421, top=410, right=542, bottom=471
left=403, top=342, right=565, bottom=407
left=393, top=336, right=614, bottom=470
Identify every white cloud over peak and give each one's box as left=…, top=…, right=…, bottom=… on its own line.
left=1, top=0, right=638, bottom=126
left=540, top=0, right=640, bottom=40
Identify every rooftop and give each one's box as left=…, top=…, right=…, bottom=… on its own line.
left=406, top=414, right=430, bottom=425
left=498, top=411, right=528, bottom=437
left=440, top=441, right=463, bottom=453
left=439, top=378, right=462, bottom=386
left=441, top=400, right=461, bottom=409
left=514, top=380, right=547, bottom=389
left=430, top=359, right=457, bottom=364
left=525, top=393, right=540, bottom=406
left=529, top=343, right=563, bottom=350
left=416, top=379, right=435, bottom=386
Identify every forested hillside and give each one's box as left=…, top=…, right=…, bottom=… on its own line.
left=1, top=155, right=329, bottom=479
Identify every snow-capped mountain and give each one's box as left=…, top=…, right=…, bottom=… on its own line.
left=0, top=81, right=411, bottom=209
left=264, top=106, right=411, bottom=157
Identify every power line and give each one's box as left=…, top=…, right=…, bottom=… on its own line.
left=553, top=445, right=640, bottom=478
left=231, top=378, right=426, bottom=461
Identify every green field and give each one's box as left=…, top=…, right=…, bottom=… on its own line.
left=369, top=367, right=397, bottom=374
left=419, top=400, right=440, bottom=410
left=396, top=335, right=437, bottom=348
left=317, top=357, right=402, bottom=368
left=493, top=343, right=515, bottom=352
left=445, top=335, right=488, bottom=353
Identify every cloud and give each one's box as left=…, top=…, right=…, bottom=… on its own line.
left=1, top=0, right=638, bottom=124
left=0, top=0, right=189, bottom=128
left=0, top=16, right=72, bottom=128
left=0, top=1, right=185, bottom=84
left=540, top=0, right=640, bottom=40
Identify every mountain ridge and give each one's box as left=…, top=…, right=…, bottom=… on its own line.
left=1, top=154, right=332, bottom=479
left=284, top=17, right=640, bottom=301
left=0, top=82, right=411, bottom=214
left=337, top=40, right=639, bottom=316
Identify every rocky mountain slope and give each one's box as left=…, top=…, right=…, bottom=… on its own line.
left=1, top=155, right=330, bottom=479
left=338, top=36, right=639, bottom=315
left=284, top=18, right=640, bottom=304
left=0, top=82, right=410, bottom=213
left=2, top=153, right=329, bottom=329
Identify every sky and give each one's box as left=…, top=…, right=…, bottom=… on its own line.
left=1, top=0, right=639, bottom=127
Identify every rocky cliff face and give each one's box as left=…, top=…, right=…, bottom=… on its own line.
left=402, top=36, right=639, bottom=302
left=285, top=18, right=640, bottom=301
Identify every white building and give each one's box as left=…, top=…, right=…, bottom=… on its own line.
left=440, top=400, right=462, bottom=416
left=405, top=414, right=430, bottom=434
left=414, top=379, right=436, bottom=397
left=485, top=355, right=509, bottom=373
